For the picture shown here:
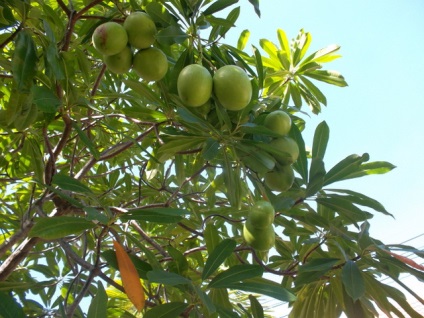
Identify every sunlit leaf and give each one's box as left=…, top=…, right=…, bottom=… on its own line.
left=52, top=174, right=93, bottom=194
left=28, top=216, right=95, bottom=240
left=306, top=69, right=348, bottom=87
left=208, top=264, right=263, bottom=288
left=203, top=0, right=239, bottom=16
left=237, top=29, right=250, bottom=50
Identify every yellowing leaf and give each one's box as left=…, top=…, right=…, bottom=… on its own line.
left=113, top=240, right=145, bottom=311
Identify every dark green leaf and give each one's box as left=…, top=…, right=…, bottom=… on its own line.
left=300, top=75, right=327, bottom=105
left=52, top=174, right=93, bottom=194
left=28, top=216, right=95, bottom=240
left=144, top=302, right=188, bottom=318
left=146, top=2, right=174, bottom=27
left=203, top=0, right=239, bottom=16
left=208, top=264, right=263, bottom=288
left=316, top=196, right=371, bottom=225
left=0, top=291, right=25, bottom=318
left=342, top=260, right=365, bottom=302
left=87, top=281, right=107, bottom=318
left=120, top=208, right=189, bottom=224
left=156, top=25, right=189, bottom=46
left=306, top=157, right=326, bottom=196
left=312, top=121, right=330, bottom=159
left=299, top=258, right=340, bottom=272
left=202, top=138, right=220, bottom=161
left=12, top=30, right=37, bottom=92
left=32, top=85, right=61, bottom=113
left=124, top=79, right=164, bottom=106
left=253, top=45, right=264, bottom=90
left=147, top=270, right=191, bottom=286
left=224, top=278, right=296, bottom=302
left=323, top=153, right=370, bottom=186
left=194, top=285, right=216, bottom=314
left=248, top=0, right=261, bottom=17
left=156, top=136, right=205, bottom=162
left=202, top=239, right=237, bottom=280
left=290, top=123, right=308, bottom=182
left=72, top=122, right=100, bottom=160
left=249, top=295, right=264, bottom=318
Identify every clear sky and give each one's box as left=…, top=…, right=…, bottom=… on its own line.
left=224, top=0, right=424, bottom=245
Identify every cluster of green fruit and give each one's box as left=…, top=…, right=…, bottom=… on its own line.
left=92, top=12, right=168, bottom=82
left=243, top=201, right=276, bottom=251
left=262, top=110, right=299, bottom=192
left=177, top=63, right=252, bottom=111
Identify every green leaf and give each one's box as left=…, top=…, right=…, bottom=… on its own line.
left=342, top=260, right=365, bottom=302
left=120, top=208, right=189, bottom=224
left=144, top=302, right=188, bottom=318
left=249, top=295, right=264, bottom=318
left=224, top=277, right=296, bottom=302
left=145, top=2, right=174, bottom=27
left=306, top=69, right=348, bottom=87
left=203, top=0, right=239, bottom=16
left=123, top=79, right=164, bottom=106
left=312, top=121, right=330, bottom=159
left=248, top=0, right=261, bottom=17
left=147, top=270, right=191, bottom=286
left=193, top=285, right=216, bottom=314
left=72, top=122, right=100, bottom=160
left=12, top=30, right=37, bottom=92
left=306, top=157, right=326, bottom=196
left=87, top=281, right=107, bottom=318
left=316, top=196, right=371, bottom=225
left=156, top=136, right=205, bottom=162
left=344, top=161, right=396, bottom=179
left=0, top=291, right=25, bottom=318
left=52, top=174, right=93, bottom=194
left=253, top=45, right=264, bottom=90
left=323, top=153, right=370, bottom=186
left=237, top=29, right=250, bottom=50
left=202, top=138, right=220, bottom=161
left=204, top=223, right=221, bottom=253
left=32, top=85, right=61, bottom=113
left=299, top=258, right=340, bottom=272
left=290, top=123, right=308, bottom=182
left=28, top=216, right=95, bottom=240
left=300, top=75, right=327, bottom=105
left=208, top=264, right=264, bottom=288
left=202, top=239, right=237, bottom=280
left=301, top=44, right=341, bottom=65
left=156, top=25, right=189, bottom=46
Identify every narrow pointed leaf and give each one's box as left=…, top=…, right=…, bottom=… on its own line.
left=52, top=174, right=93, bottom=194
left=323, top=153, right=370, bottom=186
left=248, top=0, right=261, bottom=17
left=306, top=157, right=326, bottom=196
left=301, top=44, right=341, bottom=65
left=312, top=121, right=330, bottom=159
left=144, top=302, right=188, bottom=318
left=208, top=264, right=263, bottom=288
left=237, top=29, right=250, bottom=50
left=306, top=70, right=348, bottom=87
left=87, top=282, right=107, bottom=318
left=12, top=30, right=37, bottom=92
left=249, top=295, right=264, bottom=318
left=253, top=45, right=264, bottom=90
left=290, top=123, right=308, bottom=182
left=202, top=239, right=237, bottom=280
left=342, top=260, right=365, bottom=302
left=203, top=0, right=239, bottom=16
left=0, top=291, right=25, bottom=318
left=113, top=240, right=145, bottom=311
left=28, top=216, right=95, bottom=240
left=147, top=270, right=191, bottom=286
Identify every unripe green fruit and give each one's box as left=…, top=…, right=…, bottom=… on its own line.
left=133, top=47, right=168, bottom=82
left=248, top=200, right=275, bottom=229
left=264, top=164, right=295, bottom=192
left=213, top=65, right=252, bottom=111
left=123, top=12, right=157, bottom=49
left=104, top=46, right=133, bottom=74
left=264, top=110, right=292, bottom=136
left=177, top=64, right=213, bottom=107
left=92, top=22, right=128, bottom=56
left=269, top=136, right=299, bottom=165
left=243, top=221, right=275, bottom=251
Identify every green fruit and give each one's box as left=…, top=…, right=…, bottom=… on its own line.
left=264, top=110, right=292, bottom=136
left=92, top=22, right=128, bottom=56
left=104, top=46, right=133, bottom=74
left=213, top=65, right=252, bottom=111
left=248, top=200, right=275, bottom=229
left=177, top=64, right=213, bottom=107
left=123, top=12, right=157, bottom=49
left=264, top=164, right=295, bottom=192
left=269, top=136, right=299, bottom=164
left=243, top=221, right=275, bottom=251
left=133, top=47, right=168, bottom=82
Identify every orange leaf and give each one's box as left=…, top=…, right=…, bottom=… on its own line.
left=385, top=250, right=424, bottom=271
left=113, top=240, right=145, bottom=311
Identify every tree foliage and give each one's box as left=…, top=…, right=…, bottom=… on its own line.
left=0, top=0, right=423, bottom=317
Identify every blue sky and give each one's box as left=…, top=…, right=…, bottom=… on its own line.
left=225, top=0, right=424, bottom=245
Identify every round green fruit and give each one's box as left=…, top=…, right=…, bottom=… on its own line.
left=104, top=46, right=133, bottom=74
left=269, top=136, right=299, bottom=164
left=264, top=164, right=295, bottom=192
left=248, top=200, right=275, bottom=229
left=123, top=12, right=157, bottom=49
left=264, top=110, right=292, bottom=136
left=177, top=64, right=213, bottom=107
left=133, top=47, right=168, bottom=82
left=92, top=22, right=128, bottom=56
left=243, top=221, right=275, bottom=252
left=213, top=65, right=252, bottom=111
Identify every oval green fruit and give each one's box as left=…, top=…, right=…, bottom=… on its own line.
left=243, top=221, right=275, bottom=251
left=104, top=46, right=133, bottom=74
left=177, top=64, right=213, bottom=107
left=248, top=200, right=275, bottom=229
left=92, top=22, right=128, bottom=56
left=124, top=12, right=157, bottom=49
left=264, top=110, right=292, bottom=136
left=269, top=136, right=299, bottom=165
left=264, top=164, right=295, bottom=192
left=213, top=65, right=252, bottom=111
left=133, top=47, right=168, bottom=82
